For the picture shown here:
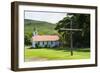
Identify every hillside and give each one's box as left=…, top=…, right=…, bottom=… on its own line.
left=24, top=19, right=58, bottom=35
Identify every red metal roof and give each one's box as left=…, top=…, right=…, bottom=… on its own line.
left=32, top=35, right=59, bottom=41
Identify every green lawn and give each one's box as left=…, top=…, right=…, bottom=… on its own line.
left=25, top=47, right=90, bottom=61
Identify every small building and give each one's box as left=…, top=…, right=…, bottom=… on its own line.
left=32, top=35, right=60, bottom=48
left=31, top=28, right=60, bottom=48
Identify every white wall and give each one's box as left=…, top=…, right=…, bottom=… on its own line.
left=0, top=0, right=99, bottom=73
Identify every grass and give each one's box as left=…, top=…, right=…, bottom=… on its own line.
left=25, top=47, right=90, bottom=61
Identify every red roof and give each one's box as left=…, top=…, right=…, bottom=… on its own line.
left=32, top=35, right=59, bottom=41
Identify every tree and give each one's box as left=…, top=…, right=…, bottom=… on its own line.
left=55, top=13, right=90, bottom=48
left=55, top=16, right=69, bottom=46
left=24, top=32, right=32, bottom=45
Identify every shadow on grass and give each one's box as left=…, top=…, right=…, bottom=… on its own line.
left=26, top=46, right=90, bottom=52
left=75, top=48, right=90, bottom=52
left=41, top=47, right=90, bottom=52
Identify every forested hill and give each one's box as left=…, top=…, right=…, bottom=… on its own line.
left=24, top=19, right=58, bottom=35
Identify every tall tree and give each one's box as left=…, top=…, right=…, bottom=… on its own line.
left=55, top=13, right=90, bottom=48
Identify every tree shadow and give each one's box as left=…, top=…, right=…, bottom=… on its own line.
left=46, top=47, right=71, bottom=52
left=43, top=47, right=90, bottom=52
left=75, top=48, right=90, bottom=52
left=26, top=46, right=90, bottom=52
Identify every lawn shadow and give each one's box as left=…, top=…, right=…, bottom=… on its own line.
left=47, top=47, right=71, bottom=52
left=42, top=47, right=90, bottom=52
left=75, top=48, right=90, bottom=52
left=26, top=46, right=90, bottom=52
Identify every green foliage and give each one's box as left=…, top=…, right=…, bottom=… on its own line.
left=55, top=13, right=90, bottom=48
left=24, top=32, right=32, bottom=45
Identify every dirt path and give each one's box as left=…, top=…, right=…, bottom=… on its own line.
left=25, top=57, right=47, bottom=62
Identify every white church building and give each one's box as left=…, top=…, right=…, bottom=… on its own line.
left=31, top=29, right=60, bottom=48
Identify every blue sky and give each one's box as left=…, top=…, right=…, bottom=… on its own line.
left=24, top=11, right=67, bottom=24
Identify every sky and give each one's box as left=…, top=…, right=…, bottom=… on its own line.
left=24, top=11, right=67, bottom=24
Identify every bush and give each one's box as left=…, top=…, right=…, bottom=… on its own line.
left=24, top=32, right=32, bottom=45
